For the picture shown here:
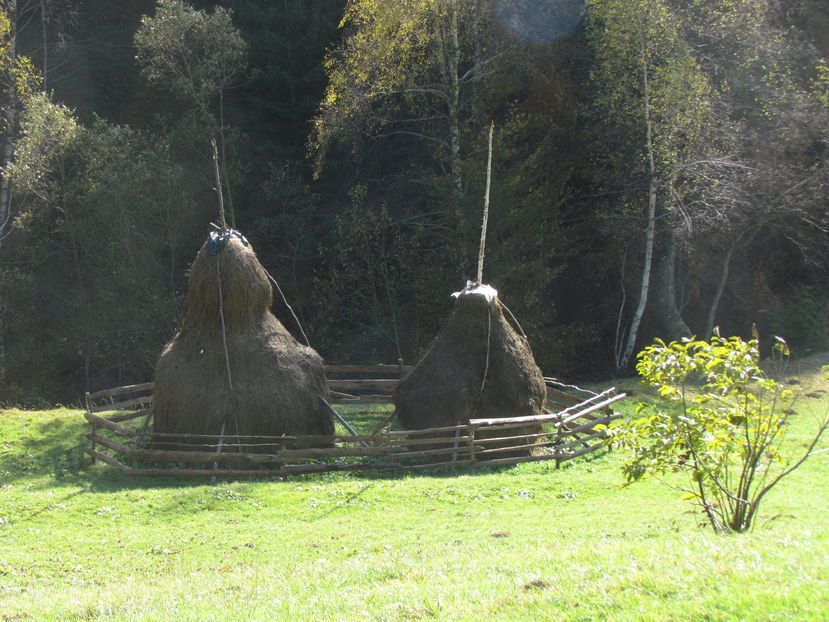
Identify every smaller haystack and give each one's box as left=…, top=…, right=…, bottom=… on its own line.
left=394, top=283, right=547, bottom=455
left=152, top=230, right=333, bottom=449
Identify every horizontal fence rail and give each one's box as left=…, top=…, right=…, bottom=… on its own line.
left=84, top=366, right=626, bottom=479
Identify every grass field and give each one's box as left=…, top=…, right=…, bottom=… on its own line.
left=1, top=364, right=828, bottom=621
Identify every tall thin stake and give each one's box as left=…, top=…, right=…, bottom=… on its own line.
left=477, top=122, right=494, bottom=285
left=211, top=136, right=233, bottom=470
left=211, top=138, right=227, bottom=231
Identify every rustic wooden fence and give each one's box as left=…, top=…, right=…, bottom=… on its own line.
left=84, top=365, right=626, bottom=479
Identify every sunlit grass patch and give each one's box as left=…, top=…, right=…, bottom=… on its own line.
left=0, top=370, right=826, bottom=620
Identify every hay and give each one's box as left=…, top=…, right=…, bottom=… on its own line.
left=394, top=285, right=547, bottom=455
left=152, top=233, right=333, bottom=449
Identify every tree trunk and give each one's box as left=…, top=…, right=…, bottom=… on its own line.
left=0, top=0, right=18, bottom=242
left=61, top=188, right=94, bottom=393
left=0, top=0, right=18, bottom=392
left=617, top=50, right=657, bottom=372
left=471, top=0, right=484, bottom=126
left=651, top=228, right=690, bottom=341
left=283, top=0, right=296, bottom=106
left=447, top=0, right=463, bottom=201
left=434, top=0, right=464, bottom=205
left=704, top=240, right=735, bottom=338
left=40, top=0, right=48, bottom=87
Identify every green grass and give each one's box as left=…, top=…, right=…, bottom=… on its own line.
left=1, top=367, right=828, bottom=621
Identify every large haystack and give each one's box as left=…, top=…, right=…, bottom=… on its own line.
left=394, top=284, right=546, bottom=454
left=152, top=231, right=333, bottom=449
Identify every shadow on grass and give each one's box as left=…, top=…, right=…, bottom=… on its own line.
left=0, top=412, right=90, bottom=484
left=0, top=411, right=211, bottom=494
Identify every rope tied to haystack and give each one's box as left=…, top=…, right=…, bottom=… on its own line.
left=211, top=233, right=242, bottom=455
left=207, top=229, right=249, bottom=256
left=152, top=137, right=334, bottom=455
left=452, top=282, right=497, bottom=415
left=206, top=229, right=312, bottom=349
left=152, top=230, right=334, bottom=452
left=394, top=281, right=547, bottom=457
left=205, top=229, right=248, bottom=396
left=393, top=122, right=547, bottom=456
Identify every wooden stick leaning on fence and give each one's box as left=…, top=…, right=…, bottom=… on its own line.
left=320, top=397, right=369, bottom=447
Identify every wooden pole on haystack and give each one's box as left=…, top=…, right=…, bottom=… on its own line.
left=211, top=138, right=227, bottom=232
left=209, top=137, right=234, bottom=395
left=210, top=137, right=233, bottom=479
left=474, top=123, right=495, bottom=398
left=477, top=122, right=494, bottom=285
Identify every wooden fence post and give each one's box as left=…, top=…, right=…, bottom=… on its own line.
left=554, top=421, right=563, bottom=469
left=85, top=392, right=96, bottom=464
left=280, top=436, right=289, bottom=482
left=450, top=428, right=459, bottom=464
left=468, top=425, right=476, bottom=469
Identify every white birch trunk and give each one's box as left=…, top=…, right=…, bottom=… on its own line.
left=617, top=49, right=657, bottom=372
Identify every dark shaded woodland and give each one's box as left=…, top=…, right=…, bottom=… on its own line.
left=0, top=0, right=827, bottom=406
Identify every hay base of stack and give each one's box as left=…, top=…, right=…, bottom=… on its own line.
left=152, top=230, right=333, bottom=453
left=394, top=284, right=547, bottom=458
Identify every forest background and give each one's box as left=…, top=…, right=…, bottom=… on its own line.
left=0, top=0, right=826, bottom=406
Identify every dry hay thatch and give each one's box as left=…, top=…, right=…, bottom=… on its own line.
left=394, top=284, right=547, bottom=456
left=152, top=231, right=333, bottom=450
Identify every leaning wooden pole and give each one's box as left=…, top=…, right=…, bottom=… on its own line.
left=211, top=138, right=227, bottom=231
left=320, top=397, right=369, bottom=448
left=476, top=122, right=494, bottom=285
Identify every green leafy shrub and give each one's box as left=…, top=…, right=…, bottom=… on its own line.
left=609, top=335, right=829, bottom=533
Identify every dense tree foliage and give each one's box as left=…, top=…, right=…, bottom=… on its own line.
left=0, top=0, right=826, bottom=404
